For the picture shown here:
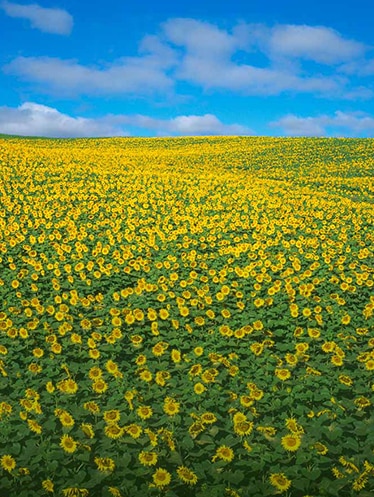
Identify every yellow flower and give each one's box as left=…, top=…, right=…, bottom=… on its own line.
left=60, top=434, right=78, bottom=453
left=176, top=466, right=198, bottom=485
left=275, top=368, right=291, bottom=381
left=314, top=442, right=328, bottom=455
left=58, top=411, right=75, bottom=427
left=281, top=434, right=301, bottom=452
left=139, top=369, right=153, bottom=382
left=80, top=423, right=95, bottom=438
left=83, top=401, right=100, bottom=414
left=42, top=479, right=54, bottom=492
left=92, top=379, right=108, bottom=393
left=152, top=468, right=171, bottom=487
left=212, top=445, right=234, bottom=462
left=234, top=420, right=254, bottom=436
left=136, top=406, right=153, bottom=420
left=331, top=355, right=344, bottom=366
left=103, top=410, right=120, bottom=424
left=365, top=359, right=374, bottom=371
left=94, top=457, right=115, bottom=472
left=171, top=349, right=181, bottom=363
left=104, top=424, right=124, bottom=439
left=125, top=424, right=142, bottom=439
left=163, top=397, right=180, bottom=416
left=108, top=488, right=122, bottom=497
left=200, top=412, right=217, bottom=424
left=269, top=473, right=291, bottom=492
left=159, top=309, right=169, bottom=320
left=285, top=418, right=304, bottom=434
left=138, top=451, right=158, bottom=466
left=1, top=454, right=16, bottom=472
left=27, top=419, right=42, bottom=434
left=194, top=382, right=206, bottom=394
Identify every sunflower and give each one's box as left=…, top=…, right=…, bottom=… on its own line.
left=135, top=355, right=147, bottom=366
left=83, top=401, right=100, bottom=414
left=104, top=424, right=124, bottom=439
left=322, top=342, right=335, bottom=353
left=281, top=434, right=301, bottom=452
left=365, top=359, right=374, bottom=371
left=200, top=412, right=217, bottom=424
left=176, top=466, right=198, bottom=485
left=138, top=451, right=158, bottom=466
left=60, top=434, right=78, bottom=453
left=269, top=473, right=291, bottom=492
left=27, top=419, right=42, bottom=434
left=234, top=420, right=254, bottom=436
left=188, top=421, right=205, bottom=438
left=212, top=446, right=234, bottom=463
left=159, top=309, right=169, bottom=320
left=152, top=468, right=171, bottom=488
left=250, top=343, right=264, bottom=356
left=139, top=369, right=153, bottom=382
left=92, top=379, right=108, bottom=394
left=163, top=397, right=180, bottom=416
left=136, top=406, right=153, bottom=420
left=106, top=360, right=120, bottom=375
left=32, top=348, right=44, bottom=358
left=0, top=454, right=16, bottom=472
left=314, top=442, right=328, bottom=455
left=58, top=411, right=75, bottom=427
left=144, top=428, right=158, bottom=447
left=42, top=480, right=54, bottom=492
left=331, top=355, right=343, bottom=366
left=171, top=349, right=182, bottom=363
left=103, top=410, right=120, bottom=424
left=108, top=488, right=122, bottom=497
left=354, top=397, right=371, bottom=409
left=89, top=349, right=100, bottom=359
left=285, top=418, right=304, bottom=434
left=339, top=374, right=353, bottom=386
left=152, top=343, right=165, bottom=356
left=275, top=368, right=291, bottom=381
left=125, top=424, right=142, bottom=439
left=194, top=382, right=206, bottom=394
left=88, top=366, right=103, bottom=381
left=80, top=423, right=95, bottom=438
left=94, top=457, right=115, bottom=472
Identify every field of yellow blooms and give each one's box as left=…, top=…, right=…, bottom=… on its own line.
left=0, top=135, right=373, bottom=497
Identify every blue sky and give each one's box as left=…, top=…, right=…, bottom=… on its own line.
left=1, top=0, right=374, bottom=137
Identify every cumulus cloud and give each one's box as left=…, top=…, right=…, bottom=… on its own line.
left=267, top=25, right=365, bottom=64
left=113, top=113, right=251, bottom=136
left=1, top=1, right=73, bottom=35
left=0, top=102, right=251, bottom=137
left=3, top=17, right=370, bottom=99
left=0, top=102, right=125, bottom=137
left=5, top=51, right=175, bottom=96
left=270, top=111, right=374, bottom=137
left=161, top=19, right=365, bottom=98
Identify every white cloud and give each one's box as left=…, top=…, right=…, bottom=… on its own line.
left=1, top=1, right=73, bottom=35
left=4, top=52, right=175, bottom=96
left=161, top=19, right=362, bottom=98
left=0, top=102, right=125, bottom=137
left=3, top=17, right=370, bottom=99
left=268, top=25, right=365, bottom=64
left=270, top=111, right=374, bottom=137
left=0, top=102, right=251, bottom=137
left=113, top=113, right=251, bottom=136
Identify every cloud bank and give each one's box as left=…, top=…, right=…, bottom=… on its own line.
left=1, top=1, right=73, bottom=35
left=271, top=111, right=374, bottom=137
left=3, top=18, right=371, bottom=99
left=0, top=102, right=252, bottom=137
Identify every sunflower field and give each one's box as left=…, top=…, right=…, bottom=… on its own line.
left=0, top=135, right=373, bottom=497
